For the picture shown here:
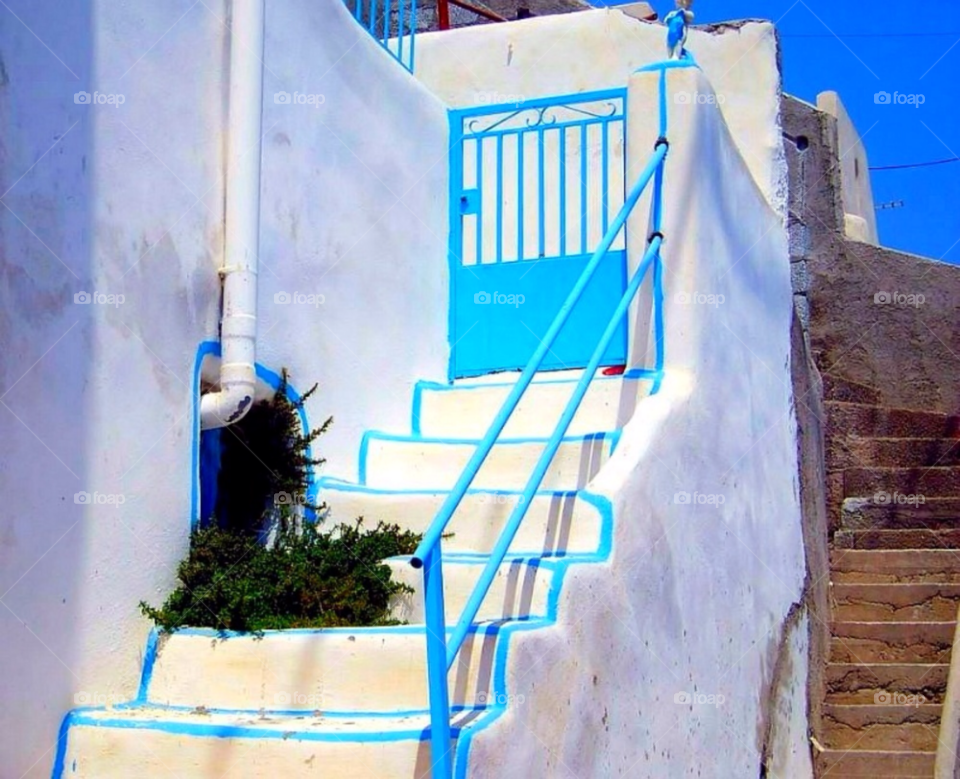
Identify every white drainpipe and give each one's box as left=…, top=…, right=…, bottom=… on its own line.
left=201, top=0, right=265, bottom=430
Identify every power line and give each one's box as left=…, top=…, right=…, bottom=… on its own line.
left=871, top=157, right=960, bottom=171
left=782, top=32, right=960, bottom=38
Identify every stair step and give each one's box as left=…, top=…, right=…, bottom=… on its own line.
left=826, top=663, right=949, bottom=704
left=59, top=705, right=469, bottom=778
left=832, top=583, right=960, bottom=622
left=825, top=401, right=960, bottom=440
left=829, top=437, right=960, bottom=469
left=830, top=622, right=954, bottom=664
left=414, top=374, right=649, bottom=438
left=822, top=704, right=941, bottom=751
left=816, top=748, right=935, bottom=776
left=360, top=432, right=614, bottom=490
left=834, top=529, right=960, bottom=551
left=386, top=556, right=553, bottom=623
left=320, top=483, right=605, bottom=557
left=843, top=467, right=960, bottom=501
left=145, top=628, right=499, bottom=712
left=823, top=375, right=883, bottom=406
left=840, top=497, right=960, bottom=530
left=830, top=550, right=960, bottom=583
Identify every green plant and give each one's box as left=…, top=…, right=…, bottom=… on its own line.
left=142, top=370, right=423, bottom=633
left=140, top=519, right=421, bottom=633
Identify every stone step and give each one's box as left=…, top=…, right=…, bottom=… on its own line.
left=829, top=437, right=960, bottom=470
left=823, top=375, right=883, bottom=406
left=843, top=467, right=960, bottom=501
left=830, top=550, right=960, bottom=583
left=359, top=432, right=614, bottom=491
left=834, top=529, right=960, bottom=551
left=386, top=555, right=553, bottom=623
left=413, top=373, right=650, bottom=438
left=145, top=627, right=499, bottom=712
left=822, top=704, right=941, bottom=751
left=825, top=401, right=960, bottom=440
left=816, top=748, right=935, bottom=776
left=58, top=706, right=464, bottom=778
left=830, top=622, right=954, bottom=664
left=840, top=497, right=960, bottom=531
left=319, top=483, right=606, bottom=557
left=825, top=663, right=949, bottom=704
left=832, top=583, right=960, bottom=622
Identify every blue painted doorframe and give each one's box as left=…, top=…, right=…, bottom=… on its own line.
left=448, top=90, right=630, bottom=379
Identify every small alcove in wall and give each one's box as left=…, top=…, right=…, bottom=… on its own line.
left=193, top=342, right=323, bottom=536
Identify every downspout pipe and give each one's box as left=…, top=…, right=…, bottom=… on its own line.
left=200, top=0, right=265, bottom=430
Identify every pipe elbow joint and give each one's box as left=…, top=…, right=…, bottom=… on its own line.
left=199, top=361, right=256, bottom=430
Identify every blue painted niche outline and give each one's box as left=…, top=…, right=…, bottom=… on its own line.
left=191, top=341, right=320, bottom=530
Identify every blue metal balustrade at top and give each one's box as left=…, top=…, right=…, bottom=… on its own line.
left=448, top=91, right=631, bottom=378
left=346, top=0, right=419, bottom=72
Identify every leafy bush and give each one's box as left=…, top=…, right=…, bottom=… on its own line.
left=140, top=520, right=420, bottom=632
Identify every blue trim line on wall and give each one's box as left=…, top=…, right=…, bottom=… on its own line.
left=446, top=107, right=462, bottom=384
left=136, top=628, right=160, bottom=703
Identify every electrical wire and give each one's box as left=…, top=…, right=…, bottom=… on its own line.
left=871, top=157, right=960, bottom=171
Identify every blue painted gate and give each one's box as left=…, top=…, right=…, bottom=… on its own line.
left=448, top=90, right=629, bottom=379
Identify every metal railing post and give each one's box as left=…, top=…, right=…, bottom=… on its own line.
left=424, top=544, right=453, bottom=778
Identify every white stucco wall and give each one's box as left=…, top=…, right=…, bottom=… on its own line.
left=0, top=0, right=448, bottom=774
left=0, top=4, right=225, bottom=776
left=253, top=0, right=450, bottom=481
left=461, top=65, right=809, bottom=777
left=415, top=13, right=786, bottom=216
left=817, top=90, right=879, bottom=245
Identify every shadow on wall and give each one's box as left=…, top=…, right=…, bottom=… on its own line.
left=0, top=1, right=93, bottom=776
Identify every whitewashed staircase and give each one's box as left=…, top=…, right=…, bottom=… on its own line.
left=54, top=371, right=646, bottom=778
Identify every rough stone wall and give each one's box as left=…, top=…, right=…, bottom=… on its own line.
left=809, top=241, right=960, bottom=415
left=783, top=91, right=960, bottom=773
left=783, top=96, right=960, bottom=416
left=782, top=93, right=840, bottom=767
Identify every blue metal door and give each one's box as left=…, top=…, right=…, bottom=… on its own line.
left=448, top=90, right=629, bottom=379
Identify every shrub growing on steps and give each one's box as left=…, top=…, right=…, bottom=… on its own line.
left=141, top=369, right=421, bottom=632
left=140, top=520, right=420, bottom=632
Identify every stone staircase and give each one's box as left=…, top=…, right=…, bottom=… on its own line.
left=817, top=375, right=960, bottom=777
left=54, top=371, right=639, bottom=778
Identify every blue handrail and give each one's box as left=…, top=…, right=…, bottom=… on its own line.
left=413, top=135, right=669, bottom=777
left=444, top=232, right=663, bottom=665
left=410, top=140, right=668, bottom=570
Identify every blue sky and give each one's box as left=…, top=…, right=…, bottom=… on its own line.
left=631, top=1, right=960, bottom=263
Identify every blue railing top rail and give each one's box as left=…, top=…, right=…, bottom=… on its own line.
left=452, top=88, right=627, bottom=120
left=410, top=137, right=669, bottom=573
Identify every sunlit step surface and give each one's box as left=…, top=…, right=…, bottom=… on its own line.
left=320, top=483, right=607, bottom=556
left=414, top=373, right=650, bottom=438
left=387, top=555, right=554, bottom=623
left=145, top=628, right=501, bottom=712
left=360, top=432, right=615, bottom=490
left=59, top=705, right=482, bottom=779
